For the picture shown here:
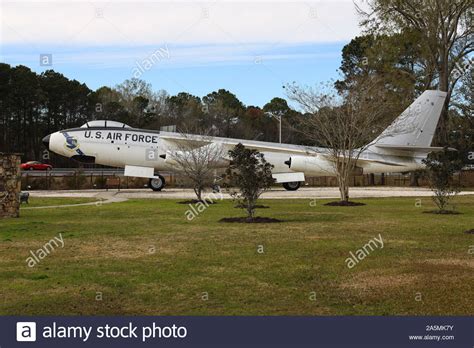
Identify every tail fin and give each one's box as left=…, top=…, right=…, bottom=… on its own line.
left=373, top=90, right=447, bottom=148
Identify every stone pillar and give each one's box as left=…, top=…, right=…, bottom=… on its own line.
left=0, top=153, right=22, bottom=218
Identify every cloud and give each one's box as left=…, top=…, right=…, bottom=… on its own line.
left=1, top=1, right=361, bottom=46
left=1, top=42, right=343, bottom=70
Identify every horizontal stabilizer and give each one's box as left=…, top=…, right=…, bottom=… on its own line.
left=375, top=145, right=455, bottom=153
left=319, top=152, right=405, bottom=166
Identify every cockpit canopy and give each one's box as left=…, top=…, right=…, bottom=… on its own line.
left=80, top=120, right=131, bottom=128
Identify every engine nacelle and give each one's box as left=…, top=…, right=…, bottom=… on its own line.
left=286, top=155, right=336, bottom=176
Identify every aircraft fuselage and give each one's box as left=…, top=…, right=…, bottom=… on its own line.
left=46, top=125, right=425, bottom=176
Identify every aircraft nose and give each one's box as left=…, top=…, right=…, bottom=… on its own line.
left=42, top=134, right=51, bottom=149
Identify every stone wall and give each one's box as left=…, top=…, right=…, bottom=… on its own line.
left=0, top=153, right=22, bottom=218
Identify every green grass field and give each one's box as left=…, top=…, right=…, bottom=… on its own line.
left=1, top=195, right=473, bottom=315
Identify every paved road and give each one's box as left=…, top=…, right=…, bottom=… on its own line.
left=29, top=187, right=474, bottom=201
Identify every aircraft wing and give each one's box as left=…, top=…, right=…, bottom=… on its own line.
left=160, top=133, right=408, bottom=166
left=159, top=135, right=211, bottom=149
left=159, top=133, right=310, bottom=155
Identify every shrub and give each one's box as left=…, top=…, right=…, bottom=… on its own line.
left=422, top=147, right=463, bottom=213
left=225, top=143, right=274, bottom=220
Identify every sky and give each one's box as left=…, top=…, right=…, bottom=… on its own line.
left=0, top=1, right=364, bottom=107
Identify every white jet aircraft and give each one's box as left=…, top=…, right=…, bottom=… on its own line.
left=43, top=90, right=447, bottom=191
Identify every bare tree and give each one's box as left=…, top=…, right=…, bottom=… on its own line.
left=286, top=77, right=395, bottom=203
left=170, top=129, right=225, bottom=202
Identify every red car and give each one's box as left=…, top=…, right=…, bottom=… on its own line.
left=21, top=161, right=53, bottom=171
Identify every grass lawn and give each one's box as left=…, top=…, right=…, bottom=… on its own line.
left=21, top=197, right=99, bottom=208
left=1, top=195, right=473, bottom=316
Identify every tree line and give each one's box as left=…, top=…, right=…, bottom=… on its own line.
left=0, top=64, right=305, bottom=165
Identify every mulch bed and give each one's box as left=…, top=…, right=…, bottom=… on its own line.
left=423, top=210, right=461, bottom=215
left=177, top=199, right=218, bottom=205
left=234, top=204, right=269, bottom=209
left=219, top=217, right=282, bottom=223
left=324, top=201, right=366, bottom=206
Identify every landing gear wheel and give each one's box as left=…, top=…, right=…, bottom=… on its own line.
left=149, top=175, right=165, bottom=191
left=282, top=181, right=301, bottom=191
